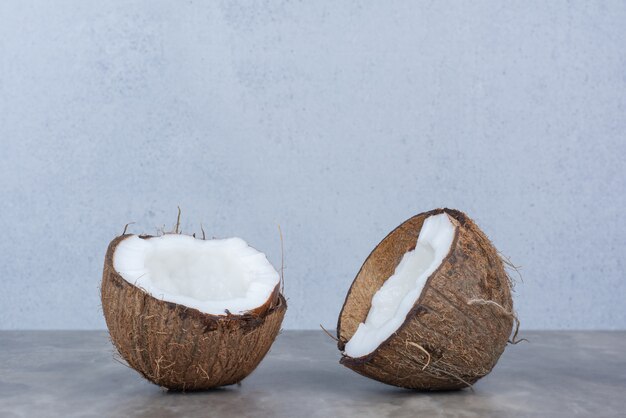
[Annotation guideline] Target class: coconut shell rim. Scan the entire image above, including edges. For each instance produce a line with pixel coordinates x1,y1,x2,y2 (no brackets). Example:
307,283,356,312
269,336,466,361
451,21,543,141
104,234,283,322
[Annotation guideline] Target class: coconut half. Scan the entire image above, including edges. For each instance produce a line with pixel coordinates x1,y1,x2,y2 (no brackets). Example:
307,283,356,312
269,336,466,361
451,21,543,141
337,208,514,390
101,233,286,391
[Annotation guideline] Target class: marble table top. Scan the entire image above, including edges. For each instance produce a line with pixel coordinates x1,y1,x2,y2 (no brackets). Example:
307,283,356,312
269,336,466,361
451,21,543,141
1,330,625,417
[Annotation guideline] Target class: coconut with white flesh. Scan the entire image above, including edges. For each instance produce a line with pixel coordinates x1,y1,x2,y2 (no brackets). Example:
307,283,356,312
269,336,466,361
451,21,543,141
337,208,514,390
101,233,286,391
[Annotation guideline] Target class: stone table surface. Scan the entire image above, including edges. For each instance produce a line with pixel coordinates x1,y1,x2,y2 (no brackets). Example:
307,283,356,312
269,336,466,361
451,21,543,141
0,331,625,417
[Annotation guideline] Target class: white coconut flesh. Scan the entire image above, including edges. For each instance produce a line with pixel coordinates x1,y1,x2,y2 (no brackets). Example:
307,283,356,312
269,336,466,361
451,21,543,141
345,213,456,358
113,235,280,316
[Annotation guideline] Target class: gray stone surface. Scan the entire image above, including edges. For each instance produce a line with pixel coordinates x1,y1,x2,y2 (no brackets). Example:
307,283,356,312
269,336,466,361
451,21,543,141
1,1,626,331
1,331,625,417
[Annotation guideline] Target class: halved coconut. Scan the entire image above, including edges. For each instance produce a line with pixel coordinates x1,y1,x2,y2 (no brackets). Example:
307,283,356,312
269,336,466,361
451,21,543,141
337,208,514,390
101,233,286,391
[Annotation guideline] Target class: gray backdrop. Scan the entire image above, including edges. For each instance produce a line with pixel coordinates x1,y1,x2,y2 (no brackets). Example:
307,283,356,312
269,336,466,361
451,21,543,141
1,1,624,330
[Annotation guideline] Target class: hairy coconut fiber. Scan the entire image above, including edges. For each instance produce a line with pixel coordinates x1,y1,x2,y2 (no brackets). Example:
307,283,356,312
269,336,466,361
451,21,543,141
337,208,515,390
101,235,286,391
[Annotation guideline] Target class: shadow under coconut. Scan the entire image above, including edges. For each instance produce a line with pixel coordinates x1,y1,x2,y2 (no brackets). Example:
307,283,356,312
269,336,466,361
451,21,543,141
112,385,269,418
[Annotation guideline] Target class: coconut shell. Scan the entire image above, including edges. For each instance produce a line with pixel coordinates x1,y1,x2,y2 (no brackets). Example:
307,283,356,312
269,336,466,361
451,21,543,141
337,208,514,390
101,235,286,391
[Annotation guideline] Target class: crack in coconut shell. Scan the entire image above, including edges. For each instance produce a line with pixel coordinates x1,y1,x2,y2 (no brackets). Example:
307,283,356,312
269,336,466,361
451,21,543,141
101,235,286,391
336,208,515,390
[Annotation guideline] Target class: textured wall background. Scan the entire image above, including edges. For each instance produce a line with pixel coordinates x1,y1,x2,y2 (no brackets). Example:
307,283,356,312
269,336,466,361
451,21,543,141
1,1,624,330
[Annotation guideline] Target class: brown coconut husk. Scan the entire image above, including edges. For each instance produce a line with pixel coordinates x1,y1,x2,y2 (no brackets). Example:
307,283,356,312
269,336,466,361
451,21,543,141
101,235,286,391
336,208,515,390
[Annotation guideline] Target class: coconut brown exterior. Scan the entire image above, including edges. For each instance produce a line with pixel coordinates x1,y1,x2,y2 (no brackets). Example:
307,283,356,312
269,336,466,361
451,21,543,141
337,208,514,390
101,235,286,391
